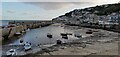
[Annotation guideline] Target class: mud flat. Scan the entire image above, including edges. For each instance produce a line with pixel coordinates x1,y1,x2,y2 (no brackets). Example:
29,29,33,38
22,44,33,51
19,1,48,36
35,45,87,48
35,27,119,55
40,41,118,55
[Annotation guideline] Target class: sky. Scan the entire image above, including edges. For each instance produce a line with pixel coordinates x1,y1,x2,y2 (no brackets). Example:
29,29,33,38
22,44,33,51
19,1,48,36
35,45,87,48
1,0,120,20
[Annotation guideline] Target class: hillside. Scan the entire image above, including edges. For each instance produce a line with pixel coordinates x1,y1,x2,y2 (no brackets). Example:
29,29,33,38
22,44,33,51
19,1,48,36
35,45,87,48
53,3,120,19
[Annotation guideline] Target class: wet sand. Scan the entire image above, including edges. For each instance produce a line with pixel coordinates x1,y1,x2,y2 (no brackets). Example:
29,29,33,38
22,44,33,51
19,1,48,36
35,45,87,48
35,26,119,55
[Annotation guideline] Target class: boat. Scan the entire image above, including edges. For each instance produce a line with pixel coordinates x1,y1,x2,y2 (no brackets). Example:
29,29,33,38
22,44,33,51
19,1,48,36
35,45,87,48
21,30,25,33
24,42,32,51
60,33,68,39
47,33,52,38
6,49,17,56
66,33,72,35
26,28,30,31
74,32,82,38
56,39,62,44
60,33,67,36
86,29,93,34
14,32,21,36
62,36,68,39
19,39,24,45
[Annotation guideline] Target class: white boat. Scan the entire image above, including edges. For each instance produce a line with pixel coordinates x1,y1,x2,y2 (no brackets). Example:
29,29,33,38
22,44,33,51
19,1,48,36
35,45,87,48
21,30,25,33
24,42,32,51
74,31,82,38
60,33,67,36
26,28,30,31
19,39,24,45
14,32,21,36
6,49,17,56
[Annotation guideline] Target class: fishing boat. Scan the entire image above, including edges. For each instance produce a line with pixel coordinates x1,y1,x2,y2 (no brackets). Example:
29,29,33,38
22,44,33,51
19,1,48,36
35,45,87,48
6,49,17,56
60,33,67,36
74,33,82,38
86,29,93,34
24,42,32,51
14,32,21,36
62,36,68,39
26,28,30,31
60,33,68,39
21,30,25,33
47,33,52,38
19,39,24,45
56,39,62,44
74,31,82,38
66,33,72,35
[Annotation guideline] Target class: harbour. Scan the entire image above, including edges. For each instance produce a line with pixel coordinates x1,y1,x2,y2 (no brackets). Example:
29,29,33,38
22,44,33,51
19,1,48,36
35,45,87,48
1,22,119,56
1,1,120,57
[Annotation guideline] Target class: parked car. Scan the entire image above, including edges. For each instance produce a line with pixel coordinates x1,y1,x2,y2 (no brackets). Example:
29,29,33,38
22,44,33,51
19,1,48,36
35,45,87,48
6,49,17,56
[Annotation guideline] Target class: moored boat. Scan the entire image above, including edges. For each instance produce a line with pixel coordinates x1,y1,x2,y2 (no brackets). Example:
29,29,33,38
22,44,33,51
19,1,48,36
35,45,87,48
47,33,52,38
14,32,21,36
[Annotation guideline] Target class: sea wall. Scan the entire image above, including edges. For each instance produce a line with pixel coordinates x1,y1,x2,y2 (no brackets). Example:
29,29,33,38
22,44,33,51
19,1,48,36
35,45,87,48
8,25,27,38
1,21,52,40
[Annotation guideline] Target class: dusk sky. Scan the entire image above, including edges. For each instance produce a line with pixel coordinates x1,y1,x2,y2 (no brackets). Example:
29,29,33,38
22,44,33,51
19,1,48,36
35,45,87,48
1,0,120,20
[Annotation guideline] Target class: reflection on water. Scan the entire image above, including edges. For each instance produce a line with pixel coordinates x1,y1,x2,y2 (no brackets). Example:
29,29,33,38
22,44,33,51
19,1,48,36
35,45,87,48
10,24,77,45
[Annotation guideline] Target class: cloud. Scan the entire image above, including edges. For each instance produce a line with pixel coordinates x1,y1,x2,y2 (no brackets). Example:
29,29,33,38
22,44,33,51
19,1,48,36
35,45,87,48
6,10,15,13
1,0,119,3
24,2,93,10
2,0,95,2
22,12,32,15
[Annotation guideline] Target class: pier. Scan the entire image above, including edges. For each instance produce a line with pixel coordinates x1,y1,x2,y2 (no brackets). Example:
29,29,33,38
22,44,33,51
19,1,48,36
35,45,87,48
0,20,53,40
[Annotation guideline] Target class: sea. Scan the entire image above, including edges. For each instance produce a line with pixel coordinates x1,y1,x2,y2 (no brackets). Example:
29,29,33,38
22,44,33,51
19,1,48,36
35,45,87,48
0,20,9,26
0,20,48,26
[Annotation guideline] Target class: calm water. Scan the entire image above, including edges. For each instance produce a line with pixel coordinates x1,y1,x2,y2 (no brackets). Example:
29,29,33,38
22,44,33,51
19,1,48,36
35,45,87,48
9,24,77,46
0,20,9,26
0,20,50,26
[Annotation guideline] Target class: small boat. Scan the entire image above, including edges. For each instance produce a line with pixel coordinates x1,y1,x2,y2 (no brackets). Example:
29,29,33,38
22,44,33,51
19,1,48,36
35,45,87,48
86,29,93,34
74,31,82,38
26,28,30,31
47,33,52,38
62,36,68,39
66,33,72,35
6,49,17,56
24,42,32,51
60,33,68,39
19,39,24,45
21,30,25,33
56,39,62,44
20,39,23,43
14,32,21,36
60,33,67,36
74,33,82,38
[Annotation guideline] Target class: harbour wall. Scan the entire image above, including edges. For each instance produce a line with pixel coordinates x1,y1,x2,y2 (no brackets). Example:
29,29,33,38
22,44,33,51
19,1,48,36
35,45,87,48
0,21,52,40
